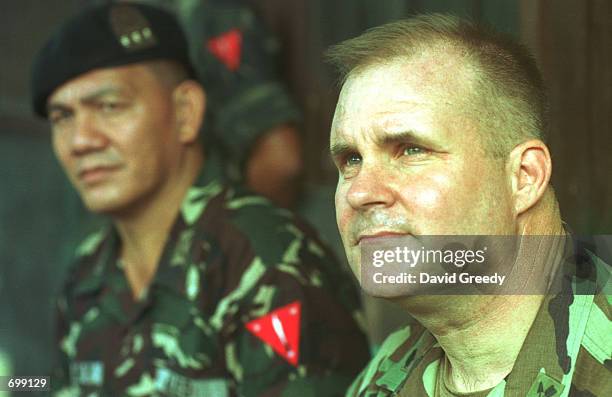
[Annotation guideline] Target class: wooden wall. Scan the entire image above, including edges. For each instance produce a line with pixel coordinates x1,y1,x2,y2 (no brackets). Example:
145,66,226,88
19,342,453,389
522,0,612,233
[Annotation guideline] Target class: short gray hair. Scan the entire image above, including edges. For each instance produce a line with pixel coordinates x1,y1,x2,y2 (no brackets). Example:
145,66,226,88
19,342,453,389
325,14,549,157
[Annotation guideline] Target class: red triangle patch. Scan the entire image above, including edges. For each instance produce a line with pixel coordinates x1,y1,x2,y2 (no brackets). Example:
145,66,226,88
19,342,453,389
245,301,301,366
206,29,242,71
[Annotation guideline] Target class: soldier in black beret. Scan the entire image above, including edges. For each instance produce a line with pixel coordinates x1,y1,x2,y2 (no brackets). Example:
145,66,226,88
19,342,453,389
31,2,369,396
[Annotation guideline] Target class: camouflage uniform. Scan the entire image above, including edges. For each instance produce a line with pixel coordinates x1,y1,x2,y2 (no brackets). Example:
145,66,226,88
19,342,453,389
347,239,611,397
52,166,370,397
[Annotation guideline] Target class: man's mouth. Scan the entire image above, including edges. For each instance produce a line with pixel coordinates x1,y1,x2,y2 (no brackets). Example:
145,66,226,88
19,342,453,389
78,165,120,184
356,231,410,245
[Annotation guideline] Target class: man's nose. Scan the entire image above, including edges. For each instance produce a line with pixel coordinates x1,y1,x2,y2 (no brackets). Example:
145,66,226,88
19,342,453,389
70,111,109,155
346,165,396,210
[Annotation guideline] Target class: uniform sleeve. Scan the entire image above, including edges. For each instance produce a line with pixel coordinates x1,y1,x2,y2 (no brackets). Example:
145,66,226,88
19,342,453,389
219,233,370,397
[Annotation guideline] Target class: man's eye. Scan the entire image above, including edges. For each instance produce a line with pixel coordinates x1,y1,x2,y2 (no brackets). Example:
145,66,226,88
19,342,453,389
402,146,426,156
345,153,362,166
99,101,123,112
49,111,71,125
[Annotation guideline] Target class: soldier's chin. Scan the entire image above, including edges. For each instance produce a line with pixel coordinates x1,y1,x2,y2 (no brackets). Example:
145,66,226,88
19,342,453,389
80,192,130,215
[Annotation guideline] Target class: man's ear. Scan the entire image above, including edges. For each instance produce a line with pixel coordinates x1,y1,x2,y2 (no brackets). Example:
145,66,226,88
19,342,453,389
507,139,552,215
172,80,206,144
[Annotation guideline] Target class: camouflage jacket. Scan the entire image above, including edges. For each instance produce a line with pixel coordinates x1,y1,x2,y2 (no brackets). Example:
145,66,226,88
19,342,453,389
52,166,369,397
347,240,611,397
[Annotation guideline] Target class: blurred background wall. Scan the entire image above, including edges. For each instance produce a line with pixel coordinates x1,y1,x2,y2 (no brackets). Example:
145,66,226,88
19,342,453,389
1,0,610,386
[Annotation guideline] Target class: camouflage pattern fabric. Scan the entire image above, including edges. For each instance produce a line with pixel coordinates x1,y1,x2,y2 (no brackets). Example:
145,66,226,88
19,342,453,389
51,165,369,397
347,239,611,397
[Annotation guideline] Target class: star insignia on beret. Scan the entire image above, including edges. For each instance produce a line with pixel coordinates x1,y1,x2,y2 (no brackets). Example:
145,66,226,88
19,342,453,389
109,4,157,51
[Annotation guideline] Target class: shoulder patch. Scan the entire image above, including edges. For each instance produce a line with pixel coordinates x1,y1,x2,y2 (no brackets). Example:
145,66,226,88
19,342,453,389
245,301,301,366
207,29,242,71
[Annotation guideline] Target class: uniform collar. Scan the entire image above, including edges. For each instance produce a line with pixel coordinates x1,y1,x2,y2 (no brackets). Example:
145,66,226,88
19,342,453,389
69,164,225,308
151,164,224,295
504,236,599,396
71,225,117,296
374,329,438,395
354,325,438,396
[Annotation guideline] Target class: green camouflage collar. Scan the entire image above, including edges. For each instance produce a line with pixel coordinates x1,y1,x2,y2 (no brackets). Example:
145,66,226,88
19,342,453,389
70,164,225,304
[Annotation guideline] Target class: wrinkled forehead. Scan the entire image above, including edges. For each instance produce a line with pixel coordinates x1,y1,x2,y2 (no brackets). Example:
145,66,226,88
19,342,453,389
331,55,476,140
333,66,439,138
334,63,410,120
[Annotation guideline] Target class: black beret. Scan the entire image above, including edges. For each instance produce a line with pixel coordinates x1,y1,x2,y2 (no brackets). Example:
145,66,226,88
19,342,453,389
31,2,194,118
